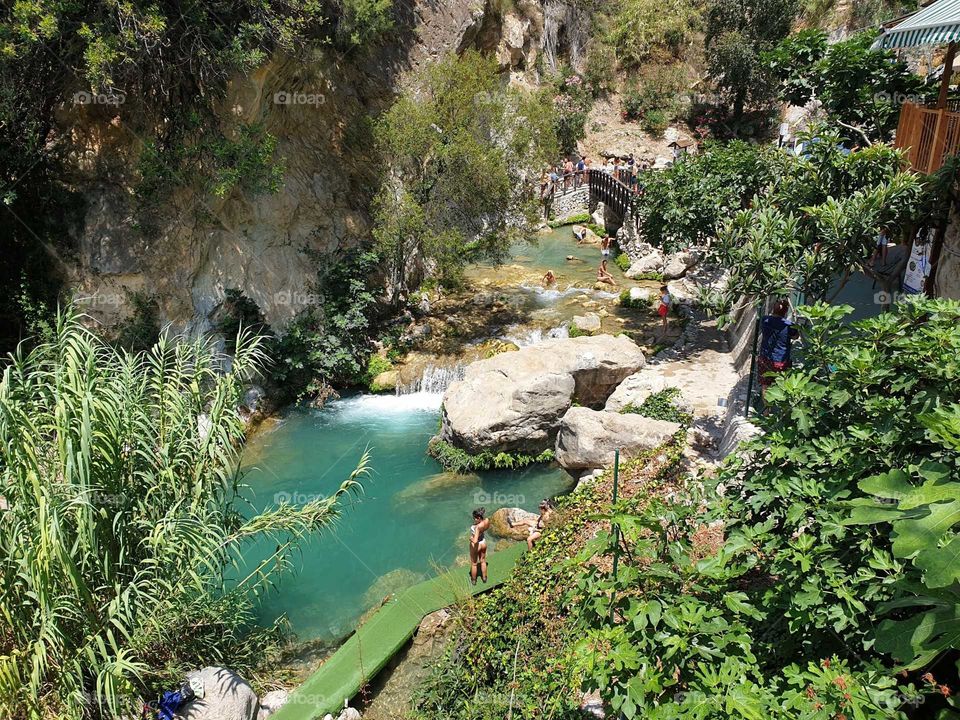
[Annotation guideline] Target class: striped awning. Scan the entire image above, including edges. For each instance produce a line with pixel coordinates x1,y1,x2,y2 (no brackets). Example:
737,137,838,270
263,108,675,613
875,0,960,49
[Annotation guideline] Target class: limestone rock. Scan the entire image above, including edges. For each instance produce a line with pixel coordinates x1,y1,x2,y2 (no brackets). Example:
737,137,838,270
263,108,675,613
415,608,453,644
489,507,540,540
337,709,361,720
628,287,652,304
179,667,259,720
572,312,601,334
626,242,665,278
604,372,669,413
591,202,607,229
256,690,289,720
555,407,681,471
440,335,646,455
370,370,398,393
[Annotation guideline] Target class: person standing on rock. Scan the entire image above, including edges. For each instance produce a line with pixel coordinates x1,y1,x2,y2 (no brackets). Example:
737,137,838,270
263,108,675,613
758,299,799,397
658,285,672,333
469,507,490,585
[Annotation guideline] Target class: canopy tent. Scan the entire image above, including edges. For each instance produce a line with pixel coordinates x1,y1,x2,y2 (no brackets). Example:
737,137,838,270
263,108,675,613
874,0,960,49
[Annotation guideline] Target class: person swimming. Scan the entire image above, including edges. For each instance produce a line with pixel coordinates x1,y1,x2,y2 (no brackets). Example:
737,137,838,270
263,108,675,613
542,270,556,287
469,507,490,585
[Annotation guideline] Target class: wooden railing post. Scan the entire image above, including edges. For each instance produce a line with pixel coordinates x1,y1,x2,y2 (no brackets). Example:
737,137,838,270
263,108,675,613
930,107,948,174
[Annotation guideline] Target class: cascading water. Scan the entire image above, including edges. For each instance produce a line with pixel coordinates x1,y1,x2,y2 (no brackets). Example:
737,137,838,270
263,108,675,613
396,363,466,395
504,324,569,347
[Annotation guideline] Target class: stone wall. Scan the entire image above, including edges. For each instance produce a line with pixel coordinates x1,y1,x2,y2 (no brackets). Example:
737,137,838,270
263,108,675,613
547,187,589,221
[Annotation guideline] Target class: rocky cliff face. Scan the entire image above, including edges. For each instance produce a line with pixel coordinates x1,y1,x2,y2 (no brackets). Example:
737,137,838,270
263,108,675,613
57,0,585,336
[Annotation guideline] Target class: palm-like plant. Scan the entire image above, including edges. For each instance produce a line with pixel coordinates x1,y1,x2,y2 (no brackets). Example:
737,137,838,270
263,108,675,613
0,310,367,719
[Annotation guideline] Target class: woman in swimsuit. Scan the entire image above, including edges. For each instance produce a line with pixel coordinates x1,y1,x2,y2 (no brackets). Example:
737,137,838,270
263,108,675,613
469,507,490,585
513,500,553,550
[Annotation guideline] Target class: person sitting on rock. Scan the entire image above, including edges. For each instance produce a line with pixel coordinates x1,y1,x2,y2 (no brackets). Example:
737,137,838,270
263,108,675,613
469,507,490,585
542,270,556,287
510,499,554,550
597,259,616,286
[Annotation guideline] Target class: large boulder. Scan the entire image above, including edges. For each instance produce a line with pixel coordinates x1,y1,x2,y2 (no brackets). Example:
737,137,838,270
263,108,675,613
440,335,646,455
572,312,601,334
179,667,259,720
489,507,540,540
555,407,681,471
604,372,669,413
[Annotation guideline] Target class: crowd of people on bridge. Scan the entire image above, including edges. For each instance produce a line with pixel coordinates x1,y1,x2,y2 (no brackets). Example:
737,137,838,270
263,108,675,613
540,153,651,201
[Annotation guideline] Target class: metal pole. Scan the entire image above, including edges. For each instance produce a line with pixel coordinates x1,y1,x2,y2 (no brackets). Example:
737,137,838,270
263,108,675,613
744,305,762,417
611,449,621,581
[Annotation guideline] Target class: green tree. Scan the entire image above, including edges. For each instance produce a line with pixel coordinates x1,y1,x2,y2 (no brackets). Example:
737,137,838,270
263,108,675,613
373,51,557,301
0,310,367,718
766,30,925,141
705,0,797,121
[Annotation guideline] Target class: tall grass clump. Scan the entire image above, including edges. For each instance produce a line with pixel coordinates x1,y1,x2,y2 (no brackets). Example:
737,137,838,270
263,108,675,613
0,310,367,719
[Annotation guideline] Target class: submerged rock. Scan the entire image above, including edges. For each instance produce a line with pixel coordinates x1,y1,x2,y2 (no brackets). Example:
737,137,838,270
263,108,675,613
555,407,680,471
180,667,259,720
440,334,645,455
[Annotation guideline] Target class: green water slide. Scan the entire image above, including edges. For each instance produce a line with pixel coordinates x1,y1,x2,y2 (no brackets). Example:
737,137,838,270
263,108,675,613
272,542,526,720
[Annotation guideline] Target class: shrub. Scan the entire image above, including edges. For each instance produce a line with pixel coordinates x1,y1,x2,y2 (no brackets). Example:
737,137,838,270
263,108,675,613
0,310,367,718
584,42,618,97
427,438,555,473
607,0,701,68
621,387,692,425
614,253,631,272
115,291,161,352
364,354,394,392
621,64,688,127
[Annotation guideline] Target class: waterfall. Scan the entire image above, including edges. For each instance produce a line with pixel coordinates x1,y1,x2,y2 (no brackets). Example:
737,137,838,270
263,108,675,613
396,363,466,395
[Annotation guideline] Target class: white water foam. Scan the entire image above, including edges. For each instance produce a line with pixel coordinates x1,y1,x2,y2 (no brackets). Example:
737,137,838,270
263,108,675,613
503,324,569,347
323,391,443,419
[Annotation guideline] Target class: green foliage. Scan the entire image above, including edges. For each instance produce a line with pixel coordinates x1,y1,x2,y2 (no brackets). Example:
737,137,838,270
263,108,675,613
426,438,555,473
704,128,927,316
583,42,618,98
567,323,589,338
765,30,925,141
621,387,692,425
621,65,688,133
614,253,631,273
552,71,592,153
0,309,367,719
364,354,394,392
417,300,960,719
634,140,784,252
335,0,394,46
272,251,380,397
705,0,797,119
548,211,592,227
137,122,285,203
115,291,161,353
373,51,557,301
605,0,701,69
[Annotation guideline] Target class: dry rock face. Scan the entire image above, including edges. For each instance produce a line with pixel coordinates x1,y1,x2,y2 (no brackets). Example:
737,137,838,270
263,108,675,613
555,407,681,471
61,0,548,335
440,334,646,455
